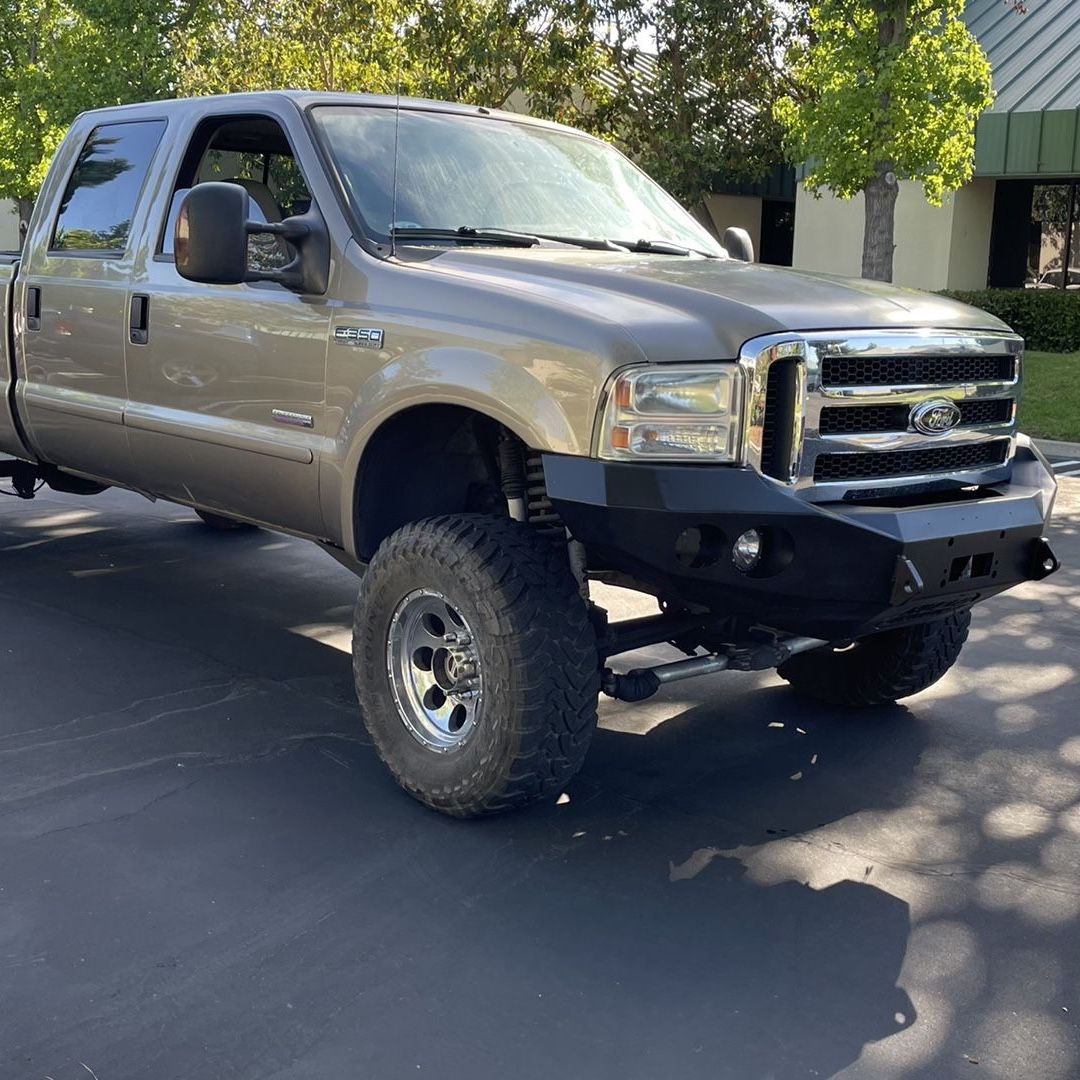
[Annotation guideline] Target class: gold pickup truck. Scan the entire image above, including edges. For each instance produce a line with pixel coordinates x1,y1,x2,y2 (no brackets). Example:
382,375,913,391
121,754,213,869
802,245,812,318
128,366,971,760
0,91,1060,816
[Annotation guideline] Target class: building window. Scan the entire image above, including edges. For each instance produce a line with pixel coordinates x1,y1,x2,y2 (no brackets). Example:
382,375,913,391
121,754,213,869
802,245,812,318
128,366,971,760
1027,182,1079,289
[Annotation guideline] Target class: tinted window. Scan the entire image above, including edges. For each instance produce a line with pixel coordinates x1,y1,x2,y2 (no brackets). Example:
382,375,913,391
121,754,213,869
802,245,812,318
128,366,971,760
52,120,166,252
1025,183,1080,290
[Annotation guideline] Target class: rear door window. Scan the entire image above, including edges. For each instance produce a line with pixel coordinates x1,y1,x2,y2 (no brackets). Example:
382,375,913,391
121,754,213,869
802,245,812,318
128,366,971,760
51,120,166,253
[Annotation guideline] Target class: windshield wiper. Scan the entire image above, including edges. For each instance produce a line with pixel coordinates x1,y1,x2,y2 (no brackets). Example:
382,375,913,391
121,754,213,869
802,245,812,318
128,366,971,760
391,226,717,258
393,226,632,252
617,238,719,258
392,226,540,247
529,233,629,251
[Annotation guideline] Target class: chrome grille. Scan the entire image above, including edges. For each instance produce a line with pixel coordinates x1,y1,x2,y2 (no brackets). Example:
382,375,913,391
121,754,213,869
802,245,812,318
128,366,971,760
813,439,1010,482
820,352,1014,387
819,397,1014,435
741,330,1021,502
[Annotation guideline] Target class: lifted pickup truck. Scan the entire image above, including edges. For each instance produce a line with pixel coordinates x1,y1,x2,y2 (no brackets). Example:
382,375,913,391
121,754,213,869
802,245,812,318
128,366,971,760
0,92,1060,816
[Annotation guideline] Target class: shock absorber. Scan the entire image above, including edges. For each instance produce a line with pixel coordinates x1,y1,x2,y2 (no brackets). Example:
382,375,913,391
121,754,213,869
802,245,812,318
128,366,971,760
498,430,527,521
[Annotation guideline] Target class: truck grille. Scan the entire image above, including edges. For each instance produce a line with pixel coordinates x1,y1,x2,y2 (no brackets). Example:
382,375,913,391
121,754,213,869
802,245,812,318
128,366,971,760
759,357,800,479
743,330,1021,502
813,439,1010,482
818,398,1014,435
820,353,1014,387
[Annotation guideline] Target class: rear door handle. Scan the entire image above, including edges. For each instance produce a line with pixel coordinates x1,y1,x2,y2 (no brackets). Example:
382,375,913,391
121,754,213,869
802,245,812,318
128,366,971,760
129,294,149,345
26,287,41,331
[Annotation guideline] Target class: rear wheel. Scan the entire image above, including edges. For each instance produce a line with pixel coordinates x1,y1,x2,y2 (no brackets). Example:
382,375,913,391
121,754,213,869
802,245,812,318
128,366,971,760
353,514,600,817
778,610,971,707
195,509,257,532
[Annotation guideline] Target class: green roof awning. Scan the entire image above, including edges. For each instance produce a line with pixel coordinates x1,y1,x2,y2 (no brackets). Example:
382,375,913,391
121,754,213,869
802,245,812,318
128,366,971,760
965,0,1080,176
975,109,1080,176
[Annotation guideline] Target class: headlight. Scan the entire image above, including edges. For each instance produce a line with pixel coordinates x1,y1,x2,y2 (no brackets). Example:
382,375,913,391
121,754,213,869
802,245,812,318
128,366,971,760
597,365,743,462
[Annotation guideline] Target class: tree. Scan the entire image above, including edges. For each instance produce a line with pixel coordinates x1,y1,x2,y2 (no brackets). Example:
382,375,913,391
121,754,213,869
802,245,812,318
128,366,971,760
0,0,181,240
174,0,409,97
775,0,994,281
404,0,611,126
598,0,790,206
176,0,612,131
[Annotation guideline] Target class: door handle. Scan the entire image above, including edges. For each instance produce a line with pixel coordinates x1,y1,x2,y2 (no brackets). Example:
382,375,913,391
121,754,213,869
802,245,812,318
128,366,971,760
26,287,41,331
129,294,149,345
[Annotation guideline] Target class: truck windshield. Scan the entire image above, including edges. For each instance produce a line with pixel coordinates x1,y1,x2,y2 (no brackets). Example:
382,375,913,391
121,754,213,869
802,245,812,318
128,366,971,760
310,106,725,256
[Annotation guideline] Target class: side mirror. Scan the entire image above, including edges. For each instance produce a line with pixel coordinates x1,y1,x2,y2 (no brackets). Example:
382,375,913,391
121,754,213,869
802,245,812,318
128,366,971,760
175,182,248,284
175,181,330,295
723,226,754,264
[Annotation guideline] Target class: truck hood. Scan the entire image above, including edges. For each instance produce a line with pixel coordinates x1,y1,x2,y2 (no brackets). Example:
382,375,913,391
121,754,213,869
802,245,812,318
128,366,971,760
408,247,1012,361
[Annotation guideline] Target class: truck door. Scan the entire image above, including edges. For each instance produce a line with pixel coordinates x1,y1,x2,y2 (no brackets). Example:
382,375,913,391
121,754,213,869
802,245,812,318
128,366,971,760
124,111,331,536
15,118,167,485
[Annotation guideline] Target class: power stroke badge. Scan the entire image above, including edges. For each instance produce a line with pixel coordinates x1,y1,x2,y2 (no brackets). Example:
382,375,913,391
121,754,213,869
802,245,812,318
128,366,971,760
334,326,385,350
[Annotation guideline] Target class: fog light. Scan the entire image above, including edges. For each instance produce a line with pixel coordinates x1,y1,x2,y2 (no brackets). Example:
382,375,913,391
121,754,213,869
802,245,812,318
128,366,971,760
732,529,763,572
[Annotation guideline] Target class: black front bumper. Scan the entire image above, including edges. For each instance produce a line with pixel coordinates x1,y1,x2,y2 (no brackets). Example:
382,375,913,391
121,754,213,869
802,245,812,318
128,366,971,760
544,443,1059,641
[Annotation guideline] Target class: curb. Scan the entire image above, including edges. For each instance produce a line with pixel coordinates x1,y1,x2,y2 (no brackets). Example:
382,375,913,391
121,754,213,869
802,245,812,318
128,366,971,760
1035,438,1080,459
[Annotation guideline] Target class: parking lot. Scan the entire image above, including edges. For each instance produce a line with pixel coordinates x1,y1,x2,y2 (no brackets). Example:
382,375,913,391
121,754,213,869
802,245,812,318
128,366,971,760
1,477,1077,1080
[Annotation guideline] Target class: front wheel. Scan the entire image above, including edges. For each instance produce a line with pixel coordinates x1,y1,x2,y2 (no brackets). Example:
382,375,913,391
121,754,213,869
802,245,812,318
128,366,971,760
353,514,600,817
778,610,971,707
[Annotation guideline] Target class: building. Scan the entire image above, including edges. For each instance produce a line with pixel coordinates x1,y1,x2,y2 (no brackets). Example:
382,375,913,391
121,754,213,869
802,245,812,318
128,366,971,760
0,203,18,251
790,0,1080,289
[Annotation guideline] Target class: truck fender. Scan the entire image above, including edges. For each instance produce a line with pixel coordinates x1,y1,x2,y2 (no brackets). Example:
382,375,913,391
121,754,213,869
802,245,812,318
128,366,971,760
331,347,591,557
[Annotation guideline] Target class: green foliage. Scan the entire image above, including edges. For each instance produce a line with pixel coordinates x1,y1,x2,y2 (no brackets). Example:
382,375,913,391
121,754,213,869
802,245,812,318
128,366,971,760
0,0,182,227
776,0,993,204
176,1,614,132
175,0,410,97
405,0,612,124
941,289,1080,354
599,0,789,205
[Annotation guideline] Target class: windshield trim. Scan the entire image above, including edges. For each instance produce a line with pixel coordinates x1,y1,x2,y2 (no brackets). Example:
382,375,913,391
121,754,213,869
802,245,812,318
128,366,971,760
303,102,725,261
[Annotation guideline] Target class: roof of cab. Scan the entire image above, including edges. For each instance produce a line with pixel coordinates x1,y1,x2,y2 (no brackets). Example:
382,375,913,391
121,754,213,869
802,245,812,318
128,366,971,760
76,90,579,134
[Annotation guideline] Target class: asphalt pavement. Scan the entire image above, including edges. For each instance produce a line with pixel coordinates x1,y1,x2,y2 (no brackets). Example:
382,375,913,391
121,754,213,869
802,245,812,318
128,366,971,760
1038,438,1080,478
1049,456,1080,478
0,478,1078,1080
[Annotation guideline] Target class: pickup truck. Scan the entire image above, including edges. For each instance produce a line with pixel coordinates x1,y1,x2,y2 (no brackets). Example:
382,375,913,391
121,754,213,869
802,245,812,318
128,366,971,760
0,91,1060,817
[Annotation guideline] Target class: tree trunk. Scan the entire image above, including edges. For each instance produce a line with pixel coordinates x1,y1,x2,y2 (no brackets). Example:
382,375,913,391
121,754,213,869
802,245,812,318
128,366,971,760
16,197,34,249
862,167,899,282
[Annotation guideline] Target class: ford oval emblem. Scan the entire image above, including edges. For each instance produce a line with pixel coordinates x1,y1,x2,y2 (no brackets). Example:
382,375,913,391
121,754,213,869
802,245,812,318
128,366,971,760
910,398,962,435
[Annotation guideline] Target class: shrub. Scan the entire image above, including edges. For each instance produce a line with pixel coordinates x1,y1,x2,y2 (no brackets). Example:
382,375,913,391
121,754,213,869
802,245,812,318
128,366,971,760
939,288,1080,352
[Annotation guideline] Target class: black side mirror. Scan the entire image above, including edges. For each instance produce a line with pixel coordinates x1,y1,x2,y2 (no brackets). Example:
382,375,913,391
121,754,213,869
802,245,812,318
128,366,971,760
175,181,330,295
723,226,754,264
175,182,248,284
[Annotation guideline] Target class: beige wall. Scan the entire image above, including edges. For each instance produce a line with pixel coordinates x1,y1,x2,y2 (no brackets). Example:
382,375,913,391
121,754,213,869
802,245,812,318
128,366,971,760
703,194,762,257
0,201,18,251
946,179,994,291
792,179,994,291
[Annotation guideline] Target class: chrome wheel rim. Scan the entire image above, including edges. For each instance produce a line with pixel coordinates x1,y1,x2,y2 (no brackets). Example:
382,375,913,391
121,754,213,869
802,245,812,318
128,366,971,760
386,589,483,752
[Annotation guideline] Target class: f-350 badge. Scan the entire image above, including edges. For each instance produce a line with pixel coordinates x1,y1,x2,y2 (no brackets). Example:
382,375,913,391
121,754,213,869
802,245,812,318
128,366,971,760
334,326,385,350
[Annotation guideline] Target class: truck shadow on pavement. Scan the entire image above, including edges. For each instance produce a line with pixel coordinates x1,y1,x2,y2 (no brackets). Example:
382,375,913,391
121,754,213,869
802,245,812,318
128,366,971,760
1,491,1076,1079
